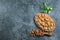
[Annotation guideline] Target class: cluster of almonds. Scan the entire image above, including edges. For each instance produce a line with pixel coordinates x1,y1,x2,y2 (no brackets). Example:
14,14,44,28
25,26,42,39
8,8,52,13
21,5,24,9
29,28,52,37
34,13,55,31
29,13,55,37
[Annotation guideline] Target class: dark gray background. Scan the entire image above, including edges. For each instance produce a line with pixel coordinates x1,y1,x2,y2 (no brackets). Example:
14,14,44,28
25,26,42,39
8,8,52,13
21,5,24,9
0,0,60,40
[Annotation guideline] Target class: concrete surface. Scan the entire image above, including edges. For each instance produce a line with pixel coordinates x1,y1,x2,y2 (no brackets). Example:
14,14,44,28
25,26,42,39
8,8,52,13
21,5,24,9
0,0,60,40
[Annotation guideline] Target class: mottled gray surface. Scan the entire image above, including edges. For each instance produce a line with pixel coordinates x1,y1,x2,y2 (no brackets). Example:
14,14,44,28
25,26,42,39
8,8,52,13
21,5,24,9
0,0,60,40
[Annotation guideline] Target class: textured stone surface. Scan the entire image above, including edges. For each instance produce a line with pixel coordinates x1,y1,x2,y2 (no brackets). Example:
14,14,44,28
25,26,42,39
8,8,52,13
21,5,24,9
0,0,60,40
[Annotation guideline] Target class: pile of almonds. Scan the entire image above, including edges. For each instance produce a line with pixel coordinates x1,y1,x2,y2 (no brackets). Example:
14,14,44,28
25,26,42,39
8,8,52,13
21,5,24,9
29,28,52,37
29,13,55,37
34,13,55,31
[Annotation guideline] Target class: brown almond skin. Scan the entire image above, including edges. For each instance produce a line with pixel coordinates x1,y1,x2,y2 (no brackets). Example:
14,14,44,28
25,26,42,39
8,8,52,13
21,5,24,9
34,13,55,32
29,29,52,37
